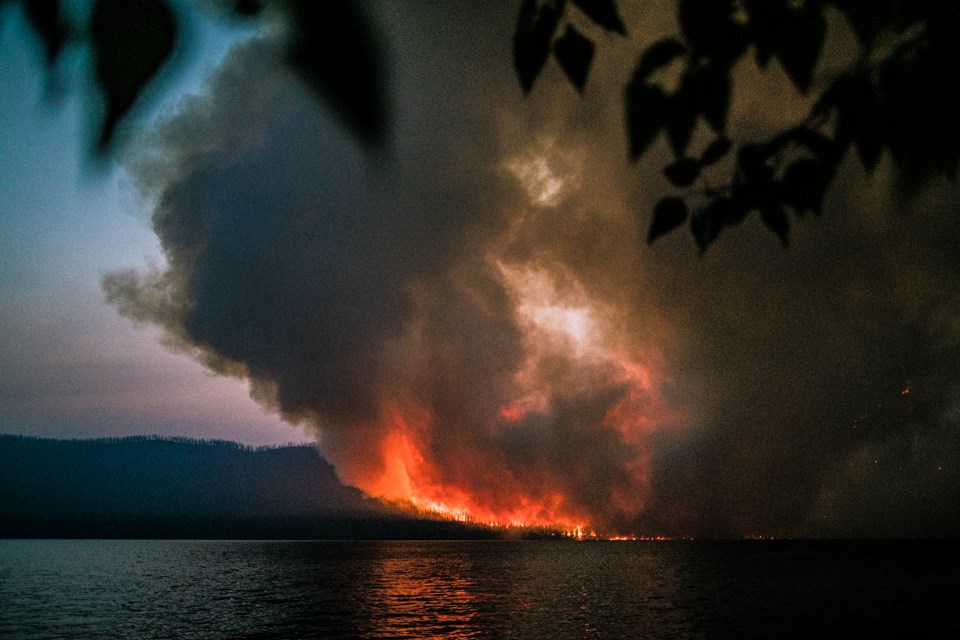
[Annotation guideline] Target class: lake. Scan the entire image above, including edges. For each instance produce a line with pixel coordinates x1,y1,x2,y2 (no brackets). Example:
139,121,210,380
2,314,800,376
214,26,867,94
0,539,956,638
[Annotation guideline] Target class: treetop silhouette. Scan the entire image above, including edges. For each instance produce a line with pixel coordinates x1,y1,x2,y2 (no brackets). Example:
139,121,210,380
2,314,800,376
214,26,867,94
515,0,960,249
7,0,957,250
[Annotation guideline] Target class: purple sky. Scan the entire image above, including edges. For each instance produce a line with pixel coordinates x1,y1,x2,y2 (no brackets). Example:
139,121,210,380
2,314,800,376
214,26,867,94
2,1,957,536
0,3,305,446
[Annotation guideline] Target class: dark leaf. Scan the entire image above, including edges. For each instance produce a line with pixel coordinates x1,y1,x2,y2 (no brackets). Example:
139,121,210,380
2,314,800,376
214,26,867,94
687,63,730,132
721,193,750,226
665,103,697,157
553,25,594,92
812,74,855,118
760,203,789,245
744,0,782,67
648,197,688,243
690,200,728,251
779,158,834,215
231,0,263,16
570,0,626,34
514,0,564,93
747,0,826,92
790,127,833,158
624,82,667,158
23,0,65,63
760,128,795,156
737,143,767,185
774,7,826,93
634,38,686,81
678,0,718,45
664,157,700,187
856,127,883,171
679,0,747,67
283,0,389,146
845,76,885,171
853,121,884,171
754,41,774,67
91,0,177,149
813,73,881,169
830,0,886,48
700,136,731,165
811,84,838,117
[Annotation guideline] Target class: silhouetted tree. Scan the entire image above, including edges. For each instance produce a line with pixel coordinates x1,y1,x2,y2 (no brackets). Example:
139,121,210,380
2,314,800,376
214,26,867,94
516,0,960,249
8,0,958,250
4,0,387,149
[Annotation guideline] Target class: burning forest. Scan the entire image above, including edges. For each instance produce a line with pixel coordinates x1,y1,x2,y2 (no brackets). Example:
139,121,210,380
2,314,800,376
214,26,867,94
102,3,959,538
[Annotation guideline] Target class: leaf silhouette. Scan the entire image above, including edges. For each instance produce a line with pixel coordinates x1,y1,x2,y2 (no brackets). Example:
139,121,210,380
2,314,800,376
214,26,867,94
633,38,686,81
230,0,263,16
790,127,833,159
91,0,177,150
748,1,826,93
648,197,688,243
678,0,747,67
852,122,884,171
831,0,887,48
553,25,594,92
736,143,769,187
774,7,825,93
690,200,728,252
779,159,834,215
700,137,731,165
842,76,886,170
664,157,700,187
282,0,389,146
687,63,730,132
570,0,626,34
514,0,564,93
624,82,667,158
760,203,789,245
23,0,65,63
664,88,697,156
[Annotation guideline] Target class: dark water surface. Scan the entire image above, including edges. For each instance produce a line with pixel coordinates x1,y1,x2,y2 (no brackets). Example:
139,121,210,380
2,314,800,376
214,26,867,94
0,539,956,639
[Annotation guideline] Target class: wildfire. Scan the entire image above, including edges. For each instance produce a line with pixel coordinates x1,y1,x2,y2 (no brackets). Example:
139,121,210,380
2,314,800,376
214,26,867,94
328,141,680,537
353,407,586,531
337,258,672,534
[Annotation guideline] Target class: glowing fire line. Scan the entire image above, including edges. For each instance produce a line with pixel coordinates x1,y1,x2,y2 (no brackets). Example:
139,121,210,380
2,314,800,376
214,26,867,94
340,144,680,538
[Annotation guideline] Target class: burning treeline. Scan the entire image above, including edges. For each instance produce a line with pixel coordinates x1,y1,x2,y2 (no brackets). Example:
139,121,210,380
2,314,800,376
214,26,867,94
104,4,960,538
102,14,680,536
345,257,674,533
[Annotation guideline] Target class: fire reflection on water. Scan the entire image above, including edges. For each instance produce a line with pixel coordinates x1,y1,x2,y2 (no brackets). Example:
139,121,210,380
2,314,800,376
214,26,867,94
361,549,479,638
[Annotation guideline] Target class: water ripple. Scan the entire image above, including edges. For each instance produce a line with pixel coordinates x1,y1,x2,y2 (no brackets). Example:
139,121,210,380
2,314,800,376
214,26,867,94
0,540,956,639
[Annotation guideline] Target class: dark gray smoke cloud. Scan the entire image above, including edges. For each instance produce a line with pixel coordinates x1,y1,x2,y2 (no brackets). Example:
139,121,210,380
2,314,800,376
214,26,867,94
104,2,959,536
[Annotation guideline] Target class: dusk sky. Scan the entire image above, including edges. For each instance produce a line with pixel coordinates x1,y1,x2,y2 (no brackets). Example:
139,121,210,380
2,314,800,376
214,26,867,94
0,2,305,446
1,1,958,537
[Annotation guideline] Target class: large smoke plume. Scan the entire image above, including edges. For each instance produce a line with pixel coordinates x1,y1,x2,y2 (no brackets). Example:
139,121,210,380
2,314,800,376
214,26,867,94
104,3,959,536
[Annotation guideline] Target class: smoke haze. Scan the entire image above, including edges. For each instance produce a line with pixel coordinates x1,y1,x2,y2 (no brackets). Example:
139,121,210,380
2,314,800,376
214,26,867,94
104,2,960,536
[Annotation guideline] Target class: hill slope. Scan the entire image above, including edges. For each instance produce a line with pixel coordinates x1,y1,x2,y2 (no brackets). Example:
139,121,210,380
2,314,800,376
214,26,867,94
0,435,495,539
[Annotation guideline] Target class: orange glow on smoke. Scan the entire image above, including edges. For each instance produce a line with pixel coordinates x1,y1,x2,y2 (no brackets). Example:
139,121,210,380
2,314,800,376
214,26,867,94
343,249,681,534
498,402,527,423
353,402,597,532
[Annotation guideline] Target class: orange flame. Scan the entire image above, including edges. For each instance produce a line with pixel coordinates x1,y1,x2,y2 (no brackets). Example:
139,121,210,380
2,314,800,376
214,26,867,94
348,402,592,532
339,261,684,536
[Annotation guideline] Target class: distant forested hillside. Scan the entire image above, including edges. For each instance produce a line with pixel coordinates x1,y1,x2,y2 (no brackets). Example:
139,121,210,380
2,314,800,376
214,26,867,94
0,435,496,539
0,435,371,518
